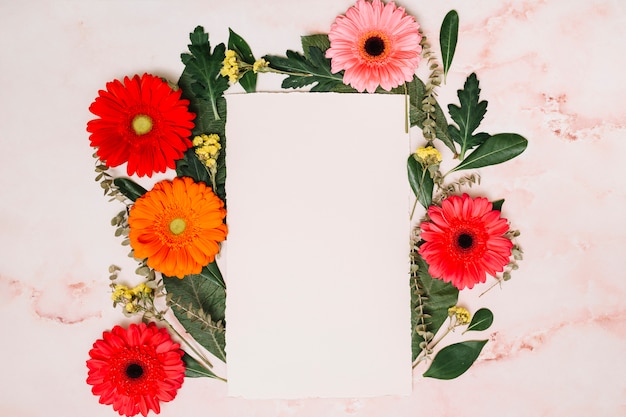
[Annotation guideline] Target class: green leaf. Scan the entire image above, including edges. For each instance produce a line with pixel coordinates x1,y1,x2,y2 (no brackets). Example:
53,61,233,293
228,28,257,93
423,340,488,379
176,148,211,185
447,73,489,159
182,353,220,379
301,34,331,60
394,76,457,156
411,254,459,360
180,26,230,121
164,265,227,362
407,155,434,209
491,199,504,212
450,133,528,172
465,308,494,332
440,10,459,82
113,178,147,201
263,46,352,92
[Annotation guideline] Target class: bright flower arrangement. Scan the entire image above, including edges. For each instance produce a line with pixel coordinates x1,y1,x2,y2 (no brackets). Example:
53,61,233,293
86,1,527,415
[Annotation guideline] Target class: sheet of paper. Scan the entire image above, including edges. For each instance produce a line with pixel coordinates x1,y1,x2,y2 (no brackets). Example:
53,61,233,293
224,92,412,399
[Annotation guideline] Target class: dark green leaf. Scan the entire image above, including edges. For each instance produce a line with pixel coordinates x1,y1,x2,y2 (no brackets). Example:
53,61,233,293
423,340,488,379
392,76,456,155
182,353,220,379
407,155,434,209
465,308,494,332
491,199,504,212
176,148,211,185
411,254,459,360
228,28,257,93
113,178,147,202
440,10,459,82
263,47,351,92
180,26,230,121
301,34,331,60
447,73,489,159
450,133,528,172
164,265,227,362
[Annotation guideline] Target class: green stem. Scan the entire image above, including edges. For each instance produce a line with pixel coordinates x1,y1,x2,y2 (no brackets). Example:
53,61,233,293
160,317,215,371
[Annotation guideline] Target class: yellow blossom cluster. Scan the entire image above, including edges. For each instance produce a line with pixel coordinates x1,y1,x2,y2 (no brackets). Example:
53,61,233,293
415,146,442,166
448,306,471,325
111,283,153,314
193,134,221,168
253,58,269,73
220,50,240,83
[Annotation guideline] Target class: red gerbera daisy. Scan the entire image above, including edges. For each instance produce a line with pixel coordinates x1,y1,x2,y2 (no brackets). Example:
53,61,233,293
87,73,195,177
418,194,513,290
86,323,185,417
325,0,422,93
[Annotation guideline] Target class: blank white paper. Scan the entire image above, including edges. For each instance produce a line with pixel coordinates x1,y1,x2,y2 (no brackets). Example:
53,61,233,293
224,92,412,399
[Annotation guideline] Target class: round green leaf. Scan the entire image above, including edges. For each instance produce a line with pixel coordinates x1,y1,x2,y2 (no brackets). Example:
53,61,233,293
465,308,494,332
423,340,488,379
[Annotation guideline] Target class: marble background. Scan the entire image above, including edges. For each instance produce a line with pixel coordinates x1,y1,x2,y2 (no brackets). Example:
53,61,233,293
0,0,625,416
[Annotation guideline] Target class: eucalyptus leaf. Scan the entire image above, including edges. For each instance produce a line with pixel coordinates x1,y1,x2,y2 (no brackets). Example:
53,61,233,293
182,353,220,379
423,340,488,379
450,133,528,172
465,308,494,332
228,28,257,93
411,254,459,360
439,10,459,82
113,177,147,202
164,267,227,362
407,155,434,209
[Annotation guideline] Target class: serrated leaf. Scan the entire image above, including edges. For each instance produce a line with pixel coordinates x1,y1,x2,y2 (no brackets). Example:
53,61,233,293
263,46,350,92
228,28,257,93
113,177,147,202
440,10,459,82
182,353,220,379
407,155,434,209
411,254,459,360
301,34,331,60
423,340,488,379
465,308,494,332
176,148,211,185
447,73,489,158
180,26,229,121
164,265,226,362
450,133,528,172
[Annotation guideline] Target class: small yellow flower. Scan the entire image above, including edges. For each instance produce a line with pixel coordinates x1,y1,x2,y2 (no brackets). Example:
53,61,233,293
125,302,138,313
253,58,269,73
220,49,240,83
415,146,442,166
448,306,471,325
193,134,221,169
112,284,133,302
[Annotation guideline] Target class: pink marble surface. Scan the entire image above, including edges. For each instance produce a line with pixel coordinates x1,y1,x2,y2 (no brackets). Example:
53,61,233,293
1,0,625,416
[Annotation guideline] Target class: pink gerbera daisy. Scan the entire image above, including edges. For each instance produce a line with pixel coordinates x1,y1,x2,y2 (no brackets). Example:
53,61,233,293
326,0,422,93
418,194,513,290
86,323,185,417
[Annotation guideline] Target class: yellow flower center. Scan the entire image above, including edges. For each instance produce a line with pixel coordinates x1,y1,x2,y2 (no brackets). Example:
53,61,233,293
169,218,187,235
132,114,153,135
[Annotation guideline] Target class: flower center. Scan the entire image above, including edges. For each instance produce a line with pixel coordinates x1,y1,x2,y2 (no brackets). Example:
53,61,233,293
169,217,187,235
364,36,386,57
457,233,474,249
131,114,153,135
125,363,144,379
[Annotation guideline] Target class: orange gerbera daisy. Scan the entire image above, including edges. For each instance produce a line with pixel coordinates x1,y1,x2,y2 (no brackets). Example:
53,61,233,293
418,194,513,290
128,177,228,278
87,73,195,177
86,323,185,417
325,0,422,93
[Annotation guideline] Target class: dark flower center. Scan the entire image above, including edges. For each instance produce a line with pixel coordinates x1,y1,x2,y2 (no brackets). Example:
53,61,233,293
125,363,144,379
364,36,386,57
457,233,474,249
